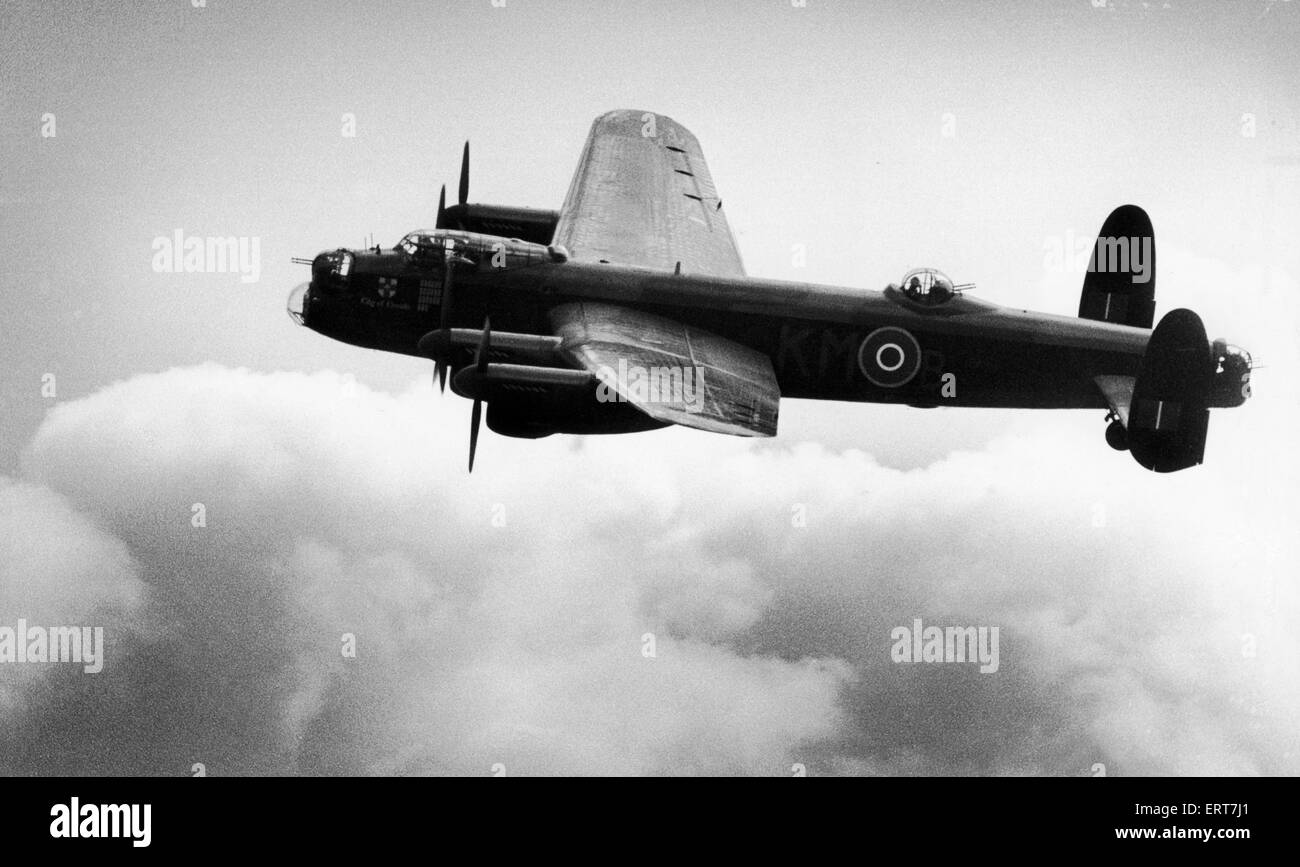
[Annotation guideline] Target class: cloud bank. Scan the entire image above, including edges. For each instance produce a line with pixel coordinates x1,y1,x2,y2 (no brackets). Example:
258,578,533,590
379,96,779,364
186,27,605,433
1,361,1296,775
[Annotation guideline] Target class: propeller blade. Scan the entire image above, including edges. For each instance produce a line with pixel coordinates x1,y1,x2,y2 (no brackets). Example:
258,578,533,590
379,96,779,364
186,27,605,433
476,316,491,372
429,255,463,396
439,257,455,329
467,315,491,472
468,398,482,472
458,142,470,206
435,184,447,229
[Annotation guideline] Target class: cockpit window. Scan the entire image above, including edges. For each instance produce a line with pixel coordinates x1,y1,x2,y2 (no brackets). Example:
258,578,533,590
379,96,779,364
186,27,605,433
900,268,955,306
398,231,441,258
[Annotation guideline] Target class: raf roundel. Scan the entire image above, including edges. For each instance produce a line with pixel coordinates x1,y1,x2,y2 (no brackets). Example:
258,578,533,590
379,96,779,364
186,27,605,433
857,326,922,388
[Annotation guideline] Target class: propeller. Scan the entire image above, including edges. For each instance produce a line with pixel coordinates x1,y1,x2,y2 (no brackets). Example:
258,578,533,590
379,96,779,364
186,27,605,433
431,252,477,393
468,315,491,472
430,141,472,390
434,142,469,230
433,251,457,392
458,141,470,207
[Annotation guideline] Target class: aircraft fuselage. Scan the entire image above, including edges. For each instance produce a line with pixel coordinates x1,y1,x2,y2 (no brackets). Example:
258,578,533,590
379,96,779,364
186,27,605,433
298,239,1171,411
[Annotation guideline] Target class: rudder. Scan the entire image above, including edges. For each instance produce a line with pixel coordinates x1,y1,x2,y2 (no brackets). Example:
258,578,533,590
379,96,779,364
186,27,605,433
1128,308,1212,472
1078,204,1156,329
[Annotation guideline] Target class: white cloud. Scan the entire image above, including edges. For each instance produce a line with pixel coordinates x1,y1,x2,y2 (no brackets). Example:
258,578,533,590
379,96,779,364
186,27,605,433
2,359,1296,775
7,366,850,775
0,479,149,725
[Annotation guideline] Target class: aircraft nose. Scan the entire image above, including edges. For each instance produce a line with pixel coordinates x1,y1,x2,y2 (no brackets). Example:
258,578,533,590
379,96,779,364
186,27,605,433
287,281,310,326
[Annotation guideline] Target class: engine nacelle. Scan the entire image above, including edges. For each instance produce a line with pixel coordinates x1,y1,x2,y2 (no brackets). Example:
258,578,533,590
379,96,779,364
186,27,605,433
486,396,669,438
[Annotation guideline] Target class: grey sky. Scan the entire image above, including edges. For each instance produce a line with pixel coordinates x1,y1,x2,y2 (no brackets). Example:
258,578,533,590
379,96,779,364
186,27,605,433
0,0,1297,775
2,0,1296,467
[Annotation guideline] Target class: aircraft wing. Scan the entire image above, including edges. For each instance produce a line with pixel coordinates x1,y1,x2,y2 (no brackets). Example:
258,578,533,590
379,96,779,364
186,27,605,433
550,110,746,278
551,301,779,436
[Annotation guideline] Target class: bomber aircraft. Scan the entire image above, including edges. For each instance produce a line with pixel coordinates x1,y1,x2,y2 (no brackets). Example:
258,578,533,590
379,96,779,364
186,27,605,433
288,110,1252,472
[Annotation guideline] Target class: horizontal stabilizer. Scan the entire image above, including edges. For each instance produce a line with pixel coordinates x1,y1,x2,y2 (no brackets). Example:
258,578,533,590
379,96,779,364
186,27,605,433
1078,204,1156,329
1128,308,1212,472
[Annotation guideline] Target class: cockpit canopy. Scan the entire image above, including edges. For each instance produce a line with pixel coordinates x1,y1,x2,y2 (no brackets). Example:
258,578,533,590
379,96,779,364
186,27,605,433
397,230,440,257
899,268,956,306
395,230,483,270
